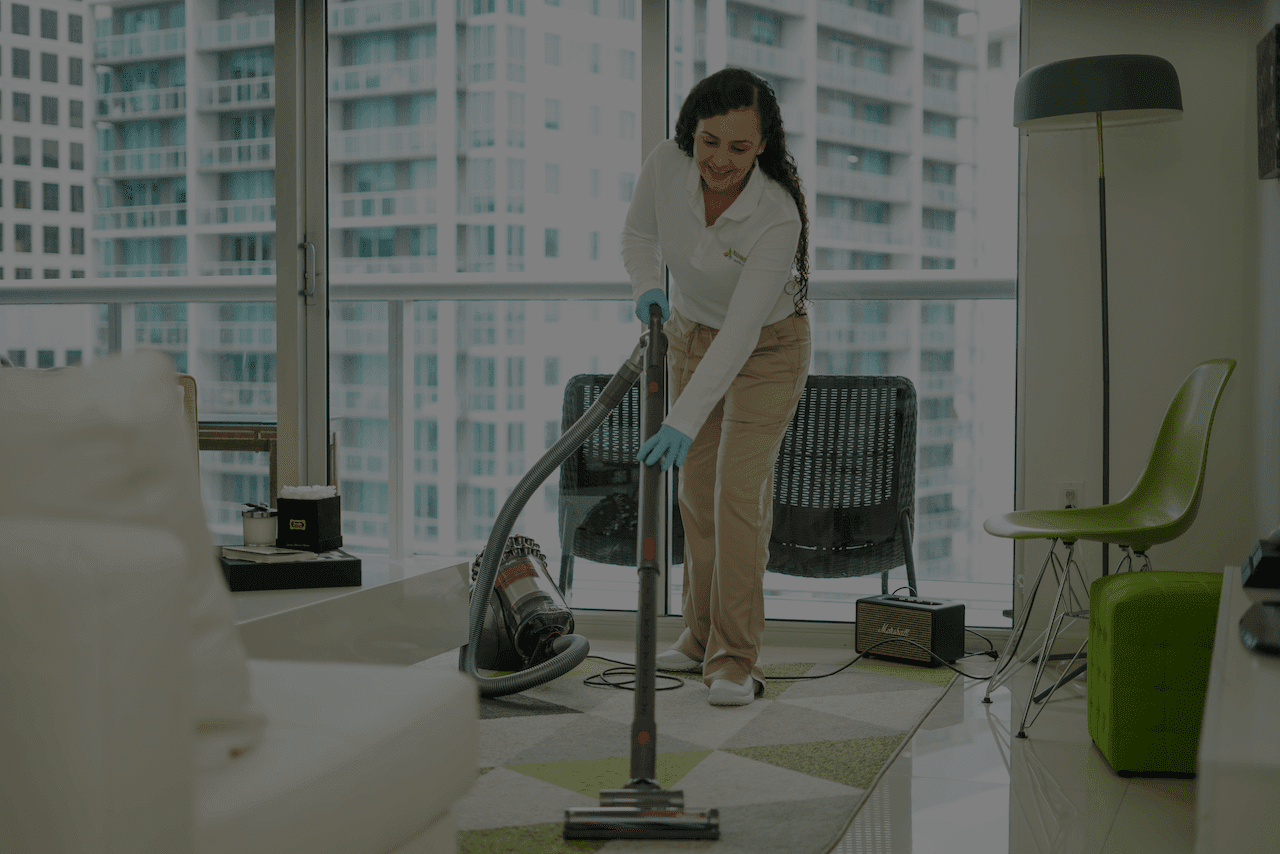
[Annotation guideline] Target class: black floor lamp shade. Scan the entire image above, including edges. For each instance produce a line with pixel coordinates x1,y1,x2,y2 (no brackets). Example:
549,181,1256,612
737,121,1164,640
1014,54,1183,130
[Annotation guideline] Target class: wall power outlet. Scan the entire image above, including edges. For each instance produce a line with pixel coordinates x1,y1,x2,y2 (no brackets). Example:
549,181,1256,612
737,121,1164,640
1059,481,1084,509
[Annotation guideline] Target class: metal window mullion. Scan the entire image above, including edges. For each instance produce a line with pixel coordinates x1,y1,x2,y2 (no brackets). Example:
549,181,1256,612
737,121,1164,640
275,0,330,491
387,300,415,557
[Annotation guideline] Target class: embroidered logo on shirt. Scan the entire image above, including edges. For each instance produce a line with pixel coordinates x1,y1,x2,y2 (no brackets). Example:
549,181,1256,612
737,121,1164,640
723,248,748,266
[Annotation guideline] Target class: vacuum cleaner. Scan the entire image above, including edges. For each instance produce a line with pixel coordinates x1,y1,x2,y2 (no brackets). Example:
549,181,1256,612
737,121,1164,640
459,305,720,841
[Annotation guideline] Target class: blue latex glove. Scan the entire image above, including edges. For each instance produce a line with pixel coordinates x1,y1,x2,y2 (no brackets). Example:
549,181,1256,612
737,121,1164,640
634,288,670,324
637,424,692,472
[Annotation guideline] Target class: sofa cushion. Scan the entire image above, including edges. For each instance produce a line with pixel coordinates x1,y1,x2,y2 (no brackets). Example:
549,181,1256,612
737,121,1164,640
0,517,193,854
0,350,265,768
196,660,478,854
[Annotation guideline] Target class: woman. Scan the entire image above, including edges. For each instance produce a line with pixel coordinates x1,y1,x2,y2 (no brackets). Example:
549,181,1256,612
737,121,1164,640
620,67,811,706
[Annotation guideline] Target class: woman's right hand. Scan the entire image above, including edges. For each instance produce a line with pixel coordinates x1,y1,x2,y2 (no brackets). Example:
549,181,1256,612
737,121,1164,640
634,288,670,323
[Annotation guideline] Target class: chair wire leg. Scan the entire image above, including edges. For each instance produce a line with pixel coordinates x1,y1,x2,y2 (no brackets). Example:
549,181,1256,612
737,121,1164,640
984,539,1061,705
1017,542,1087,737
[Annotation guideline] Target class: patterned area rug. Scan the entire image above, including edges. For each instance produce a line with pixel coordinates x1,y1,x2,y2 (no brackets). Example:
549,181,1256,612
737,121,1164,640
450,656,956,854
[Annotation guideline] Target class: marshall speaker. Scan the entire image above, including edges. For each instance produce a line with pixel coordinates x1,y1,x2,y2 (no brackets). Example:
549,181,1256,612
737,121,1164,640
855,594,965,666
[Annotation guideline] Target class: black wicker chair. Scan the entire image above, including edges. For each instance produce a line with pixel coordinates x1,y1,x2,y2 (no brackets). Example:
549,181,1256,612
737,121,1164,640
557,374,684,596
766,374,918,595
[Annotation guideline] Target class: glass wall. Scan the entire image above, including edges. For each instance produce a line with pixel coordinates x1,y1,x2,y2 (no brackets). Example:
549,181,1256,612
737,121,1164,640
0,0,1019,626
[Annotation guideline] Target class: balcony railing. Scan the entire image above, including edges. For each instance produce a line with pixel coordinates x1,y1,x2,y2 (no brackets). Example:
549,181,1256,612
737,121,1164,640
198,140,276,171
727,38,805,80
197,78,276,111
198,200,277,226
331,190,438,222
812,167,912,203
815,0,912,46
922,181,960,208
94,27,185,61
921,134,960,162
97,87,185,119
329,0,437,33
815,217,913,247
331,127,438,161
96,145,186,176
921,228,957,251
331,257,437,278
331,59,437,97
198,261,279,277
96,263,189,278
922,30,979,67
923,84,975,117
95,204,188,230
814,113,911,152
197,14,275,50
816,60,912,104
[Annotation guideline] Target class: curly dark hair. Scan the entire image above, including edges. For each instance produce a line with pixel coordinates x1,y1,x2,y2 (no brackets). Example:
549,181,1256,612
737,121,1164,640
674,67,808,317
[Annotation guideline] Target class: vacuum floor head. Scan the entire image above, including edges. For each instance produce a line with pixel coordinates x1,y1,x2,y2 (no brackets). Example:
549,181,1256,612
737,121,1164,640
564,787,719,841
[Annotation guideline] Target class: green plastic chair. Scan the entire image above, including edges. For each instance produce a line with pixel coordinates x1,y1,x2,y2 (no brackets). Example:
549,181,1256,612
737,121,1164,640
982,358,1235,738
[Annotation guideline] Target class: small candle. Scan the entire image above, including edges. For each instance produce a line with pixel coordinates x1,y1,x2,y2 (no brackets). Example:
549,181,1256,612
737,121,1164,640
242,506,277,546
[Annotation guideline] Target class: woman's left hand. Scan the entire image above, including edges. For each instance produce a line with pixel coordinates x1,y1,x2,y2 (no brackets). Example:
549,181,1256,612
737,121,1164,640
637,425,692,471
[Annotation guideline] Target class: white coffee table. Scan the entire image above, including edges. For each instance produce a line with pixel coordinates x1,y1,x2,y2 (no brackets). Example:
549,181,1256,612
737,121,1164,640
230,552,471,666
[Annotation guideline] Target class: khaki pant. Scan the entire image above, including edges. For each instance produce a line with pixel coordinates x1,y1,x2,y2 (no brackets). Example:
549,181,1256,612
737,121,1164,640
666,308,811,692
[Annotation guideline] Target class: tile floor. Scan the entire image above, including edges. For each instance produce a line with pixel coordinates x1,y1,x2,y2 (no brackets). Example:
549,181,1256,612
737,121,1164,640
581,635,1197,854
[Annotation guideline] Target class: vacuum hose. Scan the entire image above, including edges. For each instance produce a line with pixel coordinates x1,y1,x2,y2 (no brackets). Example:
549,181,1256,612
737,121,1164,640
459,331,651,697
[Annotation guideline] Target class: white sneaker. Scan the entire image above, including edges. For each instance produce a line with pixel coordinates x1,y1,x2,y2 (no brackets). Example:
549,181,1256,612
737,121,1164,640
655,648,702,671
708,676,756,706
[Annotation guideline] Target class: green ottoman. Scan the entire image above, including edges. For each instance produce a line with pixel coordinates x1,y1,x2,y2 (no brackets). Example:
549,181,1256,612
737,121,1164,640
1087,571,1222,775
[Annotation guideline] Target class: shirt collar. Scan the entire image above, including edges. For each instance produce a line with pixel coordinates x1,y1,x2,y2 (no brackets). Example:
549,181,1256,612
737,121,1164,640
685,154,765,222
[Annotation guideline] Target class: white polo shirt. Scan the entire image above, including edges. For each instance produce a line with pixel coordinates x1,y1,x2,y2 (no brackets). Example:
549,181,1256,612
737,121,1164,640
620,138,803,438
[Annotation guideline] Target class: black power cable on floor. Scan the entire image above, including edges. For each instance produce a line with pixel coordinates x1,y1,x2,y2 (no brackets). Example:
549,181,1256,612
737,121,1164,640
583,631,1000,692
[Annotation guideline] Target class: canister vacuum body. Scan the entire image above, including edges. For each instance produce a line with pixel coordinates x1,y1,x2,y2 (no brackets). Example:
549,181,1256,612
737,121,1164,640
469,535,575,672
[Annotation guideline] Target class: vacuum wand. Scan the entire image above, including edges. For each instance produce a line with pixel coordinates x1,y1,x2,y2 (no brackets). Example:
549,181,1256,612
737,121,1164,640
564,304,721,842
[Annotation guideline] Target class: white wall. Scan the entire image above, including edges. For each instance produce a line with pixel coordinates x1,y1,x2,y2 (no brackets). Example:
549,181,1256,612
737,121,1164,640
1257,1,1280,535
1016,0,1261,626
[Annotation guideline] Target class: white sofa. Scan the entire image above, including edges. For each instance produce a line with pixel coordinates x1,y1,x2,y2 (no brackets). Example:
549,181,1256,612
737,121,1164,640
0,351,478,854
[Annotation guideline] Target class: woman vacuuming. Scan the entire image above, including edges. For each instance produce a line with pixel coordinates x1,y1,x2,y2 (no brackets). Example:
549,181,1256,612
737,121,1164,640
621,67,811,706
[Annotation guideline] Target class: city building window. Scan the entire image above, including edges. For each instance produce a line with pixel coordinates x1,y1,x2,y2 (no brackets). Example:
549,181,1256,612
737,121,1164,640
71,228,84,255
14,181,30,210
40,52,56,83
544,227,558,257
66,350,82,366
619,48,634,80
922,303,955,325
590,230,599,260
15,223,31,252
13,93,30,123
40,9,56,40
920,493,953,514
544,356,558,386
37,350,55,368
921,397,956,420
920,444,953,469
68,14,83,44
69,100,82,128
922,256,956,269
591,42,599,73
41,96,57,126
988,39,1003,69
44,226,58,254
748,12,781,46
42,183,56,210
924,59,958,91
506,25,524,82
13,48,30,79
69,57,83,86
921,350,955,372
619,109,634,140
70,185,83,212
69,142,83,170
42,268,59,279
923,160,956,184
507,0,525,14
922,208,955,232
469,24,496,81
619,172,635,202
6,349,24,366
14,137,29,166
920,537,952,561
545,32,559,65
545,162,559,193
544,98,559,129
924,111,957,138
472,0,495,13
42,139,56,168
12,4,29,36
15,268,31,279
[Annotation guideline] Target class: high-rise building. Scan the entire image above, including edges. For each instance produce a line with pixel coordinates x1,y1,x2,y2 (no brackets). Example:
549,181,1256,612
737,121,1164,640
0,0,1017,618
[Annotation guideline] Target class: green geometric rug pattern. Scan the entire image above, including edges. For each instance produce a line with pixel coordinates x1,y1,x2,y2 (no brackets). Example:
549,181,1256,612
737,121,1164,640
451,657,956,854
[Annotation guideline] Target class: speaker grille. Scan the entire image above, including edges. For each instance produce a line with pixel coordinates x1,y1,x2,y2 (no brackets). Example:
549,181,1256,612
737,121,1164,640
856,601,933,662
